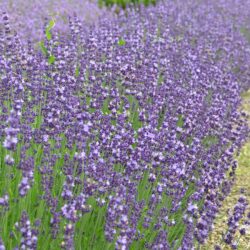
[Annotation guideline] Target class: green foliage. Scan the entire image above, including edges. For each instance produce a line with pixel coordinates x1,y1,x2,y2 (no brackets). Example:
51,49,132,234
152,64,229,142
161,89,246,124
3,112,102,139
202,135,219,149
117,38,126,46
177,114,184,128
99,0,157,9
38,40,48,56
240,26,250,44
126,95,143,131
45,19,55,41
38,19,56,65
75,66,80,77
48,55,55,65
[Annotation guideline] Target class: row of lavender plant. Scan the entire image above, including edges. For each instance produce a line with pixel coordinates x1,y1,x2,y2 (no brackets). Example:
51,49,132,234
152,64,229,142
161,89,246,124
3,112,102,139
0,0,250,249
0,0,113,45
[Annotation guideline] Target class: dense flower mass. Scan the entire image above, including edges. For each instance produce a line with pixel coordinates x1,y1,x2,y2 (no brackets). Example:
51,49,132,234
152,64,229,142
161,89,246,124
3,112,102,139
0,0,250,249
0,0,112,44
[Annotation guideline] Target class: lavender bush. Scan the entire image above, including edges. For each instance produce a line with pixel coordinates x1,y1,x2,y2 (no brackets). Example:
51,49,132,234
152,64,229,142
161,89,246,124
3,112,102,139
0,0,250,249
0,0,113,44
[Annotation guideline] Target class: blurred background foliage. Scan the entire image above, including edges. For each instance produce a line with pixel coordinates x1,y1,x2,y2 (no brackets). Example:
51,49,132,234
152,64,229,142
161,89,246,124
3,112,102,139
98,0,157,9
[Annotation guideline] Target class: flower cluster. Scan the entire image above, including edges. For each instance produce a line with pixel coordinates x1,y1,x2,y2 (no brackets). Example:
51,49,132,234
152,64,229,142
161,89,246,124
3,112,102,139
223,196,248,248
0,238,5,250
0,194,9,209
15,212,39,250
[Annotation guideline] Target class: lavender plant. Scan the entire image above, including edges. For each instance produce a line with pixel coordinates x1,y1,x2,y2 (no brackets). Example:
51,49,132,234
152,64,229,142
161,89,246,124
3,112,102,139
0,0,250,249
0,0,113,44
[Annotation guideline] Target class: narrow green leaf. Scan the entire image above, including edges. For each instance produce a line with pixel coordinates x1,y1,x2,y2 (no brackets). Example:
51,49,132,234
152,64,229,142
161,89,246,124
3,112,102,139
46,30,52,41
45,19,55,41
38,41,48,56
48,55,55,64
75,66,80,77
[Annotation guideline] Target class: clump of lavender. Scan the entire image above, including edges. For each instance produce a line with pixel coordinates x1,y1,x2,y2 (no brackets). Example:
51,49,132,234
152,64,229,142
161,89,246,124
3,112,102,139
0,0,250,249
223,196,248,248
18,157,35,197
0,194,9,208
0,0,113,44
15,212,39,250
2,100,23,166
61,223,75,250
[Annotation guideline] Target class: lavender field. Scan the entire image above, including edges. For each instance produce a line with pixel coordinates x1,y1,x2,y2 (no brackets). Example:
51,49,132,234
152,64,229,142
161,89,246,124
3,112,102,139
0,0,250,249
